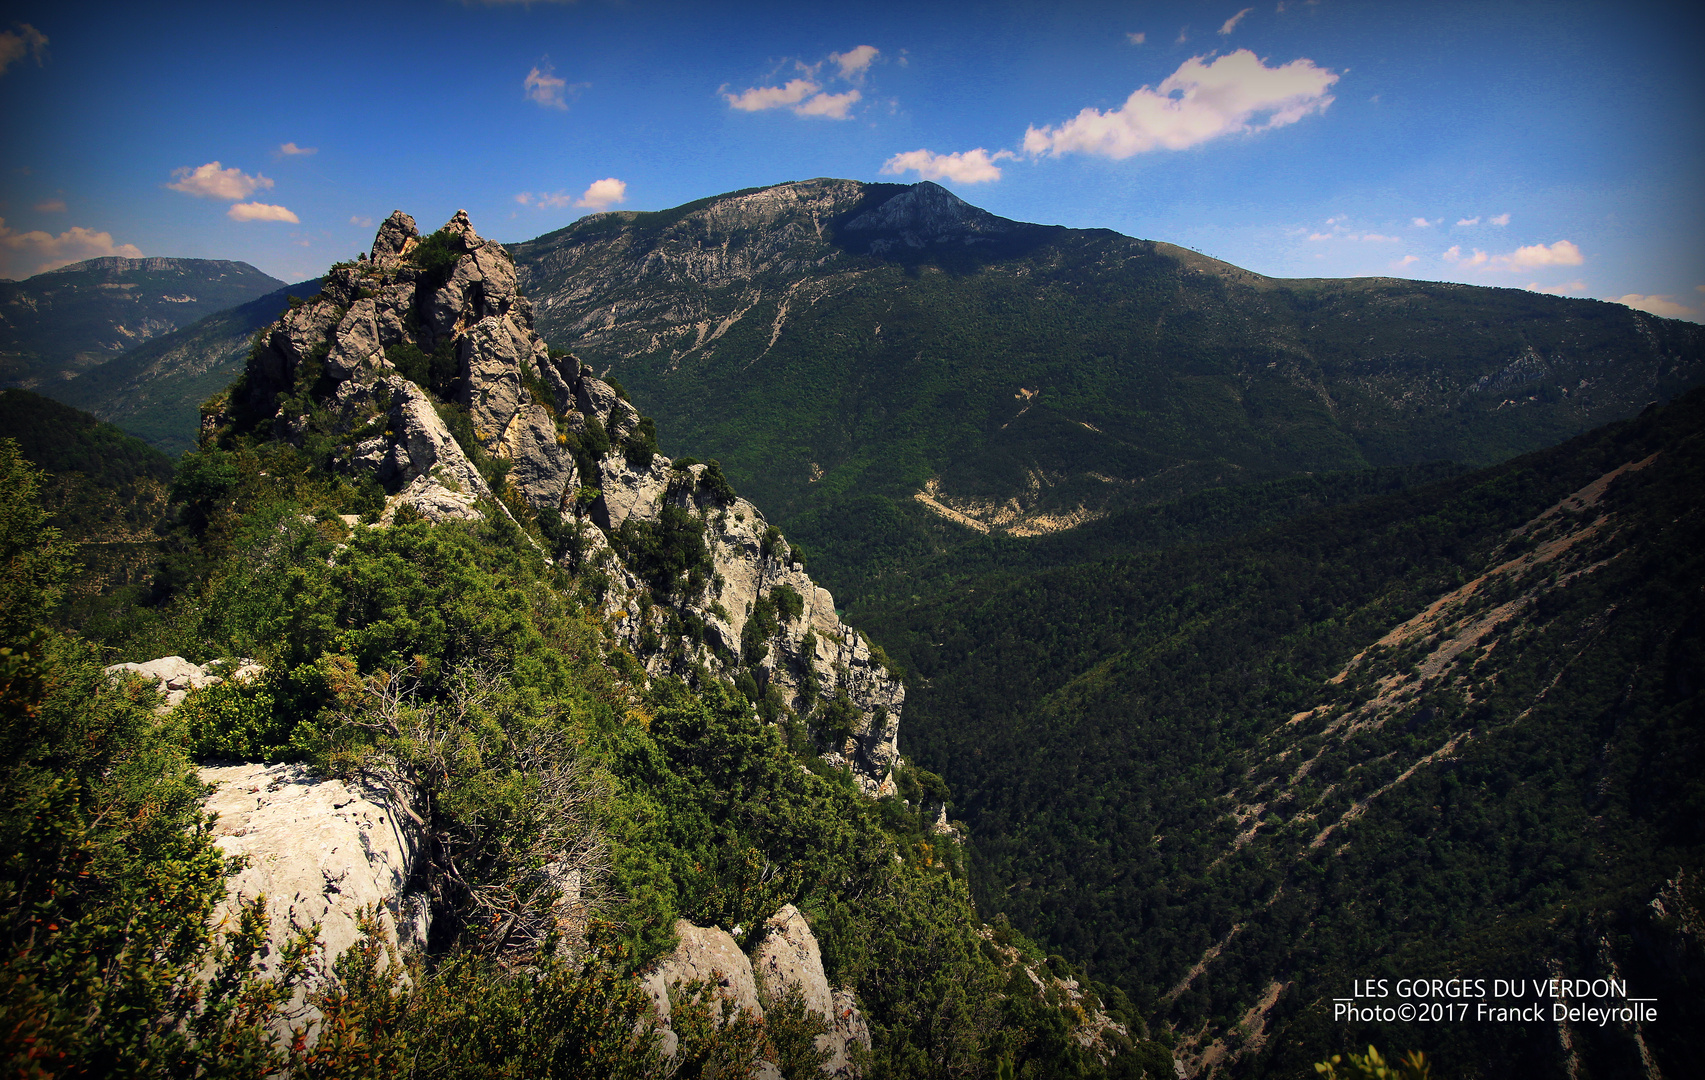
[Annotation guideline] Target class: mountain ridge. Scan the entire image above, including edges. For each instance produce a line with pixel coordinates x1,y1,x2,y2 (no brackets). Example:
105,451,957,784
0,255,285,391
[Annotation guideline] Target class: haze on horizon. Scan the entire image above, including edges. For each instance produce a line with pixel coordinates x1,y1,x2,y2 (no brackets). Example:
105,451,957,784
1,0,1700,321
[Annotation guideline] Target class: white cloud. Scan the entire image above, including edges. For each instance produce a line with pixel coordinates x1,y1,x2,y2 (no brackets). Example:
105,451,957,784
1615,293,1696,318
1023,49,1338,159
724,78,820,112
1441,245,1489,266
1527,280,1586,295
1411,217,1435,228
1361,233,1399,242
1456,216,1480,226
724,46,881,120
228,202,299,223
515,190,578,209
575,178,627,210
1176,27,1190,44
0,23,48,76
1306,232,1332,241
0,217,142,277
167,162,273,201
724,78,862,120
1220,7,1254,34
1495,240,1583,270
1396,254,1420,267
34,199,65,213
525,63,583,110
277,142,317,156
881,148,1015,184
350,215,374,228
1490,212,1510,226
795,89,861,119
1127,32,1146,45
830,45,879,80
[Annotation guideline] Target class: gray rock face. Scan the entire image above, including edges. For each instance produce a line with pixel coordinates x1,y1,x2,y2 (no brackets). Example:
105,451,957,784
754,905,871,1077
644,911,868,1077
229,208,906,793
370,211,419,265
104,655,264,711
201,762,430,965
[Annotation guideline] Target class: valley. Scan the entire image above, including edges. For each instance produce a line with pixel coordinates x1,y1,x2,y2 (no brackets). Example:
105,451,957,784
5,182,1701,1078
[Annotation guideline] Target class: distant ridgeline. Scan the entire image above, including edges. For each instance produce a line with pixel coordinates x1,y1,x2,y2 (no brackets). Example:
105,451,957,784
0,211,1176,1077
506,179,1705,606
0,255,284,391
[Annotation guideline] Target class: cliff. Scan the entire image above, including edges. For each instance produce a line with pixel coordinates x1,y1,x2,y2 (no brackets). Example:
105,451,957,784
229,209,903,793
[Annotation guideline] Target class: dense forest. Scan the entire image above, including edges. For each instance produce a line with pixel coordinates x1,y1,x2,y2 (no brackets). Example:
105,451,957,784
6,184,1701,1077
856,391,1705,1075
0,283,1172,1077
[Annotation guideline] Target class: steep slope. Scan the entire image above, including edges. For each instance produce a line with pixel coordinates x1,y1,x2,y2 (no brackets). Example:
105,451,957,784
0,256,284,388
220,209,903,793
863,391,1705,1077
509,179,1705,600
0,388,175,600
45,277,321,455
0,211,1171,1078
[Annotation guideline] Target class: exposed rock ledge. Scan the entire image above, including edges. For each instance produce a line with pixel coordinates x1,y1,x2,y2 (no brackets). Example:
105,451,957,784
200,761,430,982
104,654,264,710
644,906,869,1078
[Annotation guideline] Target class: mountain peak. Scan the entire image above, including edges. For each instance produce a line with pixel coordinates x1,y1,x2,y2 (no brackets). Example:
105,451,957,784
844,180,1011,243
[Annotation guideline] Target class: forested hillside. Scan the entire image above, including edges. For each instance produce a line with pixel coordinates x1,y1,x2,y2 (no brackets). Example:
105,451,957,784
508,180,1705,607
0,257,283,389
1,217,1173,1079
0,388,175,609
860,391,1705,1077
46,278,321,455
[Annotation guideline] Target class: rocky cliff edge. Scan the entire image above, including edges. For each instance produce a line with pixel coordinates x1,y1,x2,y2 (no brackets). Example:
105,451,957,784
225,209,902,794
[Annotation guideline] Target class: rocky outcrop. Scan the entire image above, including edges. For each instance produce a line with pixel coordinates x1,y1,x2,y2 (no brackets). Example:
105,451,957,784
199,761,430,986
221,209,906,793
754,905,871,1077
643,910,868,1077
104,654,264,711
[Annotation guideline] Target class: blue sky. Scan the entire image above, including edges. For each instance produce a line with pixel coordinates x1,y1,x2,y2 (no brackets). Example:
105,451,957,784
2,0,1701,320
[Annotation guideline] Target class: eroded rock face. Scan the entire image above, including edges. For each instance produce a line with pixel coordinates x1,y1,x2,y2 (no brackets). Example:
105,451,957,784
643,911,868,1078
227,208,905,793
200,761,430,983
754,905,871,1077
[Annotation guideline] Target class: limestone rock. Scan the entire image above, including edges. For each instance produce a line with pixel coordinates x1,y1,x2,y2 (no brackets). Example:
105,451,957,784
754,904,871,1077
459,314,531,446
370,211,419,265
200,761,430,978
641,919,765,1063
105,655,263,711
504,401,577,511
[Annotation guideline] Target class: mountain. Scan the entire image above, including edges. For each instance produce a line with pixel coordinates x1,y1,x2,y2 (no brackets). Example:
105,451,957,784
47,276,320,455
4,209,1175,1077
0,256,285,391
506,179,1705,602
859,389,1705,1077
